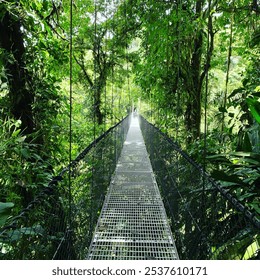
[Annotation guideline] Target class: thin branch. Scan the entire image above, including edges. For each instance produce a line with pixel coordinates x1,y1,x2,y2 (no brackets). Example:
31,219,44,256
31,2,68,41
73,54,94,87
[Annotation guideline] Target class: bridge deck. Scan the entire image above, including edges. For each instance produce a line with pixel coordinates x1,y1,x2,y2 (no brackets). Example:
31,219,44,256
87,115,179,260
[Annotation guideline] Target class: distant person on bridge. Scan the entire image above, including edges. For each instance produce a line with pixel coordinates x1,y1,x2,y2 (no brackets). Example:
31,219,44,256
133,107,137,117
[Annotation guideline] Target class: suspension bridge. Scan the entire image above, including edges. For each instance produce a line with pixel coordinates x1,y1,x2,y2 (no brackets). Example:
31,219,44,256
0,114,259,260
87,115,178,260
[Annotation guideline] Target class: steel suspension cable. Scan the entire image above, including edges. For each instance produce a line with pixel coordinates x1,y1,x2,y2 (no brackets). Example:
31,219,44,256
110,0,115,124
103,0,108,132
222,0,234,132
111,64,114,123
124,0,131,113
165,1,170,132
176,0,182,142
90,0,98,235
68,0,73,231
201,0,212,237
53,0,74,260
203,0,212,172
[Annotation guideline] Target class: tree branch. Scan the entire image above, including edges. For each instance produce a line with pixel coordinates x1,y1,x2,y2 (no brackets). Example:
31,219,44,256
73,54,94,87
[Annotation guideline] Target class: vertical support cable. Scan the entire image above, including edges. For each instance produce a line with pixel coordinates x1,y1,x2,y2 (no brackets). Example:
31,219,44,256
90,0,98,238
201,0,212,257
124,0,130,116
103,0,108,132
203,0,211,173
111,0,116,124
104,83,107,131
69,0,73,231
176,0,181,142
112,65,114,123
174,0,182,203
93,1,97,141
222,0,234,132
165,1,170,132
65,0,74,259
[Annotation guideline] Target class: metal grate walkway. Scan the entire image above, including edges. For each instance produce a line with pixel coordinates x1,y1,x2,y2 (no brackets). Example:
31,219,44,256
87,115,179,260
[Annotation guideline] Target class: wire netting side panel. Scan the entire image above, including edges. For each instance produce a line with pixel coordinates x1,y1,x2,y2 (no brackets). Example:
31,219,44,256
54,116,130,259
0,116,130,260
139,115,260,260
0,185,71,260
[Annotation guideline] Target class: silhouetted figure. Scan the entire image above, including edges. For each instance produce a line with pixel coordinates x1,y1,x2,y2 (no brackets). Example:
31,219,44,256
133,107,137,117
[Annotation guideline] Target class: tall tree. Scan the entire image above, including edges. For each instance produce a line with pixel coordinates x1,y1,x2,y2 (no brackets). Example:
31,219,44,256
130,0,215,141
0,1,34,135
73,0,138,124
184,0,215,141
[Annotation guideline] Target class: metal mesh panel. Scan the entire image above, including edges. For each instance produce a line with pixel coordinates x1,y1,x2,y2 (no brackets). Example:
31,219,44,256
139,115,260,260
0,116,130,260
87,115,179,260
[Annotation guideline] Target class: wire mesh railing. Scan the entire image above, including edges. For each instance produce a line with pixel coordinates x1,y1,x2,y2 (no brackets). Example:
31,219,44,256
139,115,260,260
0,115,130,260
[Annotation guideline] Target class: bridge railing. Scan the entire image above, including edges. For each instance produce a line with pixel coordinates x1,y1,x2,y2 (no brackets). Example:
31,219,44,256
0,115,130,260
139,115,260,260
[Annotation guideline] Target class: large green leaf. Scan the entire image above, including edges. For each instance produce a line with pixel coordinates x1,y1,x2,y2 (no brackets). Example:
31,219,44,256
250,201,260,215
212,229,253,259
242,132,252,152
0,202,14,227
230,152,260,166
211,170,246,186
246,97,260,124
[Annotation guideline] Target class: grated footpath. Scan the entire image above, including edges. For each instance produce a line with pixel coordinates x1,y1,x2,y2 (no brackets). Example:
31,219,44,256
87,115,179,260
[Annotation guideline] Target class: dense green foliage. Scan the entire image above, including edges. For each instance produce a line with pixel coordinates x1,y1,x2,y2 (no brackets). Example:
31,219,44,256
0,0,259,259
127,0,260,217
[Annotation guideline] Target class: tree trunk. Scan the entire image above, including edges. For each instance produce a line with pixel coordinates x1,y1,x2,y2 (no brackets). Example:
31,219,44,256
0,6,36,207
94,85,104,125
185,0,204,142
0,8,34,135
252,0,259,15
